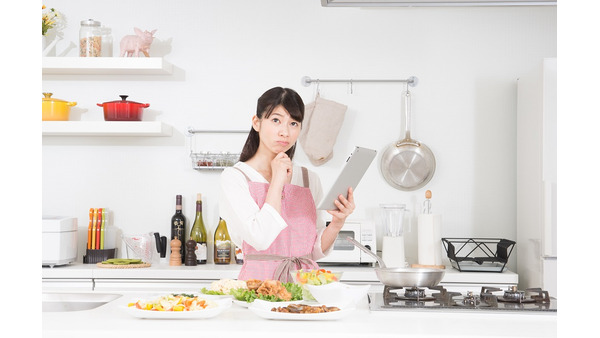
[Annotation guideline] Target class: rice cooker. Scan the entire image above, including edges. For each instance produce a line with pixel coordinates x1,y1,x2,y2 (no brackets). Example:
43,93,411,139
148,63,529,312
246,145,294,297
42,216,78,267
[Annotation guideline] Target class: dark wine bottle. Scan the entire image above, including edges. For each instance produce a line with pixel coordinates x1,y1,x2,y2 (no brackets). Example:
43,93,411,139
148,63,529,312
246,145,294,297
170,194,186,263
189,193,207,264
214,217,232,264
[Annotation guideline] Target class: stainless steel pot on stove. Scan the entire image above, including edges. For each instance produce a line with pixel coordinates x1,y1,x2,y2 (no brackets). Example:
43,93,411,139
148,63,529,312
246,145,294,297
346,237,444,288
380,90,436,191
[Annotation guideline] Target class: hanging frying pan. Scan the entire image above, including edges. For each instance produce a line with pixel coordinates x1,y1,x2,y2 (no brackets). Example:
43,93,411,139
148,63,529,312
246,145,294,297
381,90,436,191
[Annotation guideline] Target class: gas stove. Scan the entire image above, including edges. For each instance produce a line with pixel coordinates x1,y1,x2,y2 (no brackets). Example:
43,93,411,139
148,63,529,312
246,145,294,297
368,285,557,312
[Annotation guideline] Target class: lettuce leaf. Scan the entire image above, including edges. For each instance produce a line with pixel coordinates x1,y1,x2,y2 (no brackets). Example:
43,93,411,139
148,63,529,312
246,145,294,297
200,287,226,296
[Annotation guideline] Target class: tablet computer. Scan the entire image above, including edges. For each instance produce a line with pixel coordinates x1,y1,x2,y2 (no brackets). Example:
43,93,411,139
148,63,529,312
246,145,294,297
317,146,377,210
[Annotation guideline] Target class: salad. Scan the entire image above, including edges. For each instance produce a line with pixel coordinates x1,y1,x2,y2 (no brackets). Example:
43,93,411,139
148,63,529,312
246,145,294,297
128,294,217,311
293,269,343,300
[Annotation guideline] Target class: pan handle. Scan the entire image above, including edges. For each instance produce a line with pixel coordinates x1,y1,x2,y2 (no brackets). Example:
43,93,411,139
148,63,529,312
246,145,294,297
404,90,412,140
346,236,387,268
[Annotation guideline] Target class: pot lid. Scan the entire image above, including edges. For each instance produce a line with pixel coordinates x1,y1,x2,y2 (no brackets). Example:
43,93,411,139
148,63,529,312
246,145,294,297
42,92,67,102
103,95,144,105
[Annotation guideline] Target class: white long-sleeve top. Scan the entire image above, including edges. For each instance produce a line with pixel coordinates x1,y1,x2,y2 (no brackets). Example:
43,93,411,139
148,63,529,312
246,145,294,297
218,162,331,261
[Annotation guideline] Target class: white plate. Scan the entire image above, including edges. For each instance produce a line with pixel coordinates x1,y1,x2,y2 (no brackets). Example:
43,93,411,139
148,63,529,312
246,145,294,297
248,303,354,321
123,297,232,319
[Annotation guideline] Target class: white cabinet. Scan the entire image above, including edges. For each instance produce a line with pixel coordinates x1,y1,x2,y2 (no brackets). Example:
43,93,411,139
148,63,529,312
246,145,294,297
516,58,557,296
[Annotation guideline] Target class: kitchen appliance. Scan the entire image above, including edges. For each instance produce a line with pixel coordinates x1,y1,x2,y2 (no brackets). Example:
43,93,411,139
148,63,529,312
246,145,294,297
368,285,557,313
42,93,77,121
316,220,377,265
97,95,149,121
380,89,435,191
42,216,78,267
380,204,407,267
517,58,557,297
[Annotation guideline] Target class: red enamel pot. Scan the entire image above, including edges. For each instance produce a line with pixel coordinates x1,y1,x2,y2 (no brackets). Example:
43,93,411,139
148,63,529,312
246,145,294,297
97,95,150,121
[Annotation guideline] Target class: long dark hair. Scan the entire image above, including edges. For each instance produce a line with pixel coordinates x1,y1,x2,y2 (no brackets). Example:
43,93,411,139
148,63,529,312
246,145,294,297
239,87,305,162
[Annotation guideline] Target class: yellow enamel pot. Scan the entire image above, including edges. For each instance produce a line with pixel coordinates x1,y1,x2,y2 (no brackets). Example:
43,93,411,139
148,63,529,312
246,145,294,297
42,93,77,121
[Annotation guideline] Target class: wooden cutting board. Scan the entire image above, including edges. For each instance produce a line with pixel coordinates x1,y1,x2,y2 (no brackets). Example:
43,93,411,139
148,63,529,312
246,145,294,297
96,262,151,269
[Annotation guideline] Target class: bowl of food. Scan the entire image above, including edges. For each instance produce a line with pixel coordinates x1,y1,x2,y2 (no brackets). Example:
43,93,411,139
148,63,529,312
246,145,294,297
305,282,370,306
292,269,343,300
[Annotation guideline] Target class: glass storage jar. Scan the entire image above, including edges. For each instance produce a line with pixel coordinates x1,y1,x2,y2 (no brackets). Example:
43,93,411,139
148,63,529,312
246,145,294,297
79,19,102,57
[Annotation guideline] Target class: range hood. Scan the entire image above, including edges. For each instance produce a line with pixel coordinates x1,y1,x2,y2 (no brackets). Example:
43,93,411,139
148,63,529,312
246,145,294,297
321,0,556,6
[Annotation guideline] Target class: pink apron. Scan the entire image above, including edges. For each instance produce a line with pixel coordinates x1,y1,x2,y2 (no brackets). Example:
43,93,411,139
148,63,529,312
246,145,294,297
235,166,320,283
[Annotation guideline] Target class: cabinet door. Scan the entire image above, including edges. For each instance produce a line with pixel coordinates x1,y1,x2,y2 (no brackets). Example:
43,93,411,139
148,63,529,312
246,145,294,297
43,278,94,292
94,278,212,292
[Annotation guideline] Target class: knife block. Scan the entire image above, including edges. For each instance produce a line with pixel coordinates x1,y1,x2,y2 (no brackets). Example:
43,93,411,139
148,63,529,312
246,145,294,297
83,248,117,264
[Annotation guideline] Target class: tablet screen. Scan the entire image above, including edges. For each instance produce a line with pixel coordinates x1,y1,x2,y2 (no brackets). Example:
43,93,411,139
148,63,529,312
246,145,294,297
317,146,377,210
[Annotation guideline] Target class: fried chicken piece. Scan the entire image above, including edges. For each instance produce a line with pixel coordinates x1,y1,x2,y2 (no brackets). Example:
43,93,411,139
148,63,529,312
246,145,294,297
256,280,292,301
246,279,263,291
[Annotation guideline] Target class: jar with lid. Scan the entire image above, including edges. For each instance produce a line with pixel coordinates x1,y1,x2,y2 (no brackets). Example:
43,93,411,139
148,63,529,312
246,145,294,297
100,26,113,57
79,19,102,57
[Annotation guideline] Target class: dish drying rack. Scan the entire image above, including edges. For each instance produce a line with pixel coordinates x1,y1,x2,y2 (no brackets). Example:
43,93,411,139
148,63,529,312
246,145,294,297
441,238,516,273
187,128,245,170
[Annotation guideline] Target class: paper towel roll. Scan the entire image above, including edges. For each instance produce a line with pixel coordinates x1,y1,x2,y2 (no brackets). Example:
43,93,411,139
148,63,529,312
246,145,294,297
417,214,442,266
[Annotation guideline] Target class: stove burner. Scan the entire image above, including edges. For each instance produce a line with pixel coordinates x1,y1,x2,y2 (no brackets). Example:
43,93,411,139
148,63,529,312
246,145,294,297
371,285,556,312
462,291,480,306
496,286,551,304
383,285,436,303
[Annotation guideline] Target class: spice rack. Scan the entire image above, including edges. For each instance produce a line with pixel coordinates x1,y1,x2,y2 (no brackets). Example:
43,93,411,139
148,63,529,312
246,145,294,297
187,128,246,170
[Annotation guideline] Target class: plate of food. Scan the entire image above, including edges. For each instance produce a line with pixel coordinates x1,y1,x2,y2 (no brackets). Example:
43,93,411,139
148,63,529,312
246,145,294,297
123,293,232,319
230,279,303,306
248,302,355,321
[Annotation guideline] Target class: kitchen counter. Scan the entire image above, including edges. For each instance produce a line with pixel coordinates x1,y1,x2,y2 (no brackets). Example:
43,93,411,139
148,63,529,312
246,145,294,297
42,290,556,338
42,262,518,286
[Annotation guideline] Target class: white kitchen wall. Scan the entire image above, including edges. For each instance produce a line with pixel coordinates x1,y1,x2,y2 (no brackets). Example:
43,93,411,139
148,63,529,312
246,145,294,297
41,0,556,270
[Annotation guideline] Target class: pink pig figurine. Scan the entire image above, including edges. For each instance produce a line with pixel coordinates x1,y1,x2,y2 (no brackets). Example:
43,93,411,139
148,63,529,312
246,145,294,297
119,28,157,57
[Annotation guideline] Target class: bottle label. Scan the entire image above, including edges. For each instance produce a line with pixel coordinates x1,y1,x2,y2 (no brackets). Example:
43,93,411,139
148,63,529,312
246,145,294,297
195,243,207,260
215,240,231,259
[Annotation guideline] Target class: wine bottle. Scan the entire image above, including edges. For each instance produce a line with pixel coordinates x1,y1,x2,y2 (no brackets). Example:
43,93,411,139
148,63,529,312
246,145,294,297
170,195,186,264
234,245,244,264
189,193,207,264
214,217,232,264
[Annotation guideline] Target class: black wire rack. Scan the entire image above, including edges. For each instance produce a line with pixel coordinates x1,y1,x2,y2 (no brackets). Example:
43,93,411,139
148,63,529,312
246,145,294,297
441,238,516,272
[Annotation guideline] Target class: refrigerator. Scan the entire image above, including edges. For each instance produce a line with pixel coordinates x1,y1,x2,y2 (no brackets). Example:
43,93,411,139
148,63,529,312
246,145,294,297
516,58,557,297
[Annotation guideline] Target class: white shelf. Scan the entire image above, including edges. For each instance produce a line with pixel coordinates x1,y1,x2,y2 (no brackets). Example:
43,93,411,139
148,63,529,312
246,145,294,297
42,121,173,137
42,57,173,75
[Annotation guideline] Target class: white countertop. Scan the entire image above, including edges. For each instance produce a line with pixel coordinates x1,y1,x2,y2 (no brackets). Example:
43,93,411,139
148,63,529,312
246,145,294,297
42,290,556,338
42,262,519,285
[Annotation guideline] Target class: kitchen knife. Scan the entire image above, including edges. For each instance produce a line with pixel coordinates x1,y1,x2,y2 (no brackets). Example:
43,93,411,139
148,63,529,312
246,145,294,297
96,208,102,250
100,208,106,249
91,208,98,249
87,208,94,250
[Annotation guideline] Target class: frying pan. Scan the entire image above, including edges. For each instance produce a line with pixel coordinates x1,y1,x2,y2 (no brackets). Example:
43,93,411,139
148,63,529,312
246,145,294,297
380,90,436,191
346,237,444,288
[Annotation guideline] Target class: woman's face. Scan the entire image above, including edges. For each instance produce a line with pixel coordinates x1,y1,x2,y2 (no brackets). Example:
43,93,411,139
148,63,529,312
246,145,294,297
253,105,301,155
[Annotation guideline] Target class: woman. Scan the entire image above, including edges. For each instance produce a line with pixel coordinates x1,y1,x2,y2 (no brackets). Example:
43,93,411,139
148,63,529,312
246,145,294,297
218,87,355,282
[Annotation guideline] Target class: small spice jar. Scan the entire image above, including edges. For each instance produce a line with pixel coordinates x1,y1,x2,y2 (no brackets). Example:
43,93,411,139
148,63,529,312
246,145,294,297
79,19,102,57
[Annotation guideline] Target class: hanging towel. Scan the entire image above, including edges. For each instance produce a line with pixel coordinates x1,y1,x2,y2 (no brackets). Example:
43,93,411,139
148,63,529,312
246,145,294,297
299,94,347,166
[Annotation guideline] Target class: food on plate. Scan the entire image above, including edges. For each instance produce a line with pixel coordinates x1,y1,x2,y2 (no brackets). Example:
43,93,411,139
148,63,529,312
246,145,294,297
257,280,292,301
270,304,341,313
202,279,248,295
292,269,342,300
294,269,341,285
230,280,302,303
127,294,217,311
246,279,263,291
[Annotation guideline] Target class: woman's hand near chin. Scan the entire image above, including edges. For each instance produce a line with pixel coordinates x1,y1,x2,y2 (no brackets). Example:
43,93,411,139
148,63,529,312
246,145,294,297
271,152,293,185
